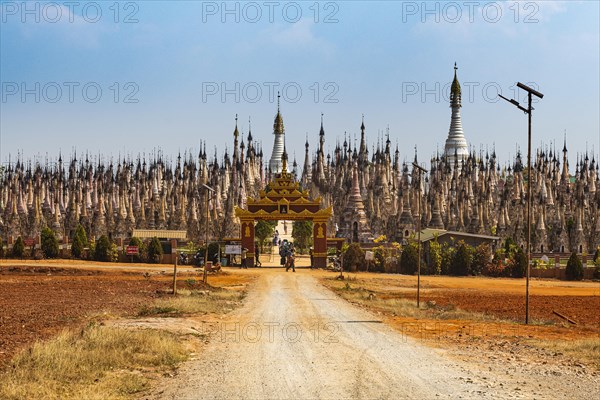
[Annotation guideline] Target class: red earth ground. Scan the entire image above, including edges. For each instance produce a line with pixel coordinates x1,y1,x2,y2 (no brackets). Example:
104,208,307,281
1,261,598,368
0,262,251,367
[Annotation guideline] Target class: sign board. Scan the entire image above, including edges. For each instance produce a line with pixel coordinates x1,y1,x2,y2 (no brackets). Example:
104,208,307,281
365,251,374,261
126,246,139,255
24,238,35,246
225,244,242,255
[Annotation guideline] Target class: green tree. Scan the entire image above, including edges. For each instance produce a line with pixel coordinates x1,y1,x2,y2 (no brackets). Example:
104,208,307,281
440,242,455,275
255,220,276,252
198,242,220,263
292,220,313,254
400,242,419,275
41,227,60,258
594,247,600,280
71,224,88,259
504,237,518,256
428,238,442,275
343,243,365,272
565,252,584,281
450,241,473,276
12,236,25,258
147,237,164,264
471,243,492,276
509,247,528,278
94,235,113,262
128,237,146,262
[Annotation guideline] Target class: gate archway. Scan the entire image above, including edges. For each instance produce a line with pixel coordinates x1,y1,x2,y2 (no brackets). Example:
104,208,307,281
234,169,332,268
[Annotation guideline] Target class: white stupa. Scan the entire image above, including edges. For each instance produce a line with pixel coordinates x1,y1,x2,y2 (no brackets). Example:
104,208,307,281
269,94,285,174
444,63,469,165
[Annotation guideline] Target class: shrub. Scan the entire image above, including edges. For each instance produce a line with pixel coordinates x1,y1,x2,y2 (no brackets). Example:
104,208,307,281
87,240,96,261
428,239,442,275
71,224,88,259
198,242,220,263
41,227,59,258
94,235,113,262
440,242,455,275
508,247,527,278
147,237,163,264
471,243,492,276
482,260,507,277
12,236,25,258
565,252,584,281
128,237,146,262
594,247,599,268
504,237,517,255
400,242,419,275
372,247,386,272
450,241,473,276
343,243,364,272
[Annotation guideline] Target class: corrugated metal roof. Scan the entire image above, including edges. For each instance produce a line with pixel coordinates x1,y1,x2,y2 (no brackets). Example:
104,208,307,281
132,229,187,239
418,229,500,243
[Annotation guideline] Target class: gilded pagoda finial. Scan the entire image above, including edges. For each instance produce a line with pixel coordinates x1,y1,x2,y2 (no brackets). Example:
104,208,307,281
451,62,461,101
273,92,285,135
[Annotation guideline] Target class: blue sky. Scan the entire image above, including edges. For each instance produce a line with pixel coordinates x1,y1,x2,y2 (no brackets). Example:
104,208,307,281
1,1,598,170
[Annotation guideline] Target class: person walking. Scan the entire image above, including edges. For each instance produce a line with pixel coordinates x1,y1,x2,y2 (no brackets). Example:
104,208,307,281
255,245,261,267
241,247,248,269
285,243,296,272
279,239,287,267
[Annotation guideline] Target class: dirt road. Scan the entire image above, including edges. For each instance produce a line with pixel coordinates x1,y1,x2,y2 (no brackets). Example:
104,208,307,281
149,271,593,399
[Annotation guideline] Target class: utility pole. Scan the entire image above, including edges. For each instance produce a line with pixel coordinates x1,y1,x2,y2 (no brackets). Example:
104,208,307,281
412,162,428,309
202,184,215,284
499,82,544,324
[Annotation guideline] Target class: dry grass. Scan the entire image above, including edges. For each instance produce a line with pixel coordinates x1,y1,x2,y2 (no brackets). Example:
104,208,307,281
330,281,499,322
533,337,600,369
0,324,187,400
139,289,246,317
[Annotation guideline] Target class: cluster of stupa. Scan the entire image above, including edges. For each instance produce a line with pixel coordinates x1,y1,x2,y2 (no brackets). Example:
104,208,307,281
1,66,598,254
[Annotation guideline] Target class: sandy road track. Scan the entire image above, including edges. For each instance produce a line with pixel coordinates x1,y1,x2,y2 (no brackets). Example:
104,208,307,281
148,271,584,400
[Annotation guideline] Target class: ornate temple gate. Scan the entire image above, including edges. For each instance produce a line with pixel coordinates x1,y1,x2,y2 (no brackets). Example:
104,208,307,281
234,169,332,268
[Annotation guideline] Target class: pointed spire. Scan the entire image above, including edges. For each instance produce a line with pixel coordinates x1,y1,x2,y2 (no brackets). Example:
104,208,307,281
281,144,288,173
319,112,325,136
247,116,253,142
273,92,284,135
233,114,239,138
451,62,461,105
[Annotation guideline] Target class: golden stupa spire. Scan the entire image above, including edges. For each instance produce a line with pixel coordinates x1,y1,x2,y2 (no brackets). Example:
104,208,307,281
273,91,284,134
451,62,461,102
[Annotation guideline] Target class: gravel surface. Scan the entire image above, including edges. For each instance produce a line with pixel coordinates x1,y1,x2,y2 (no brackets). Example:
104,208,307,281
147,271,595,399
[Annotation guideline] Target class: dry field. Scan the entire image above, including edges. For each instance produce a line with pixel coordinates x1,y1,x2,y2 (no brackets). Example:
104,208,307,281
319,271,600,370
1,262,598,399
322,272,600,326
0,260,254,367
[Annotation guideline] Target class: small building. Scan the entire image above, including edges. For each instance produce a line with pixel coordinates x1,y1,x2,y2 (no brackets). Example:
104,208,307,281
417,228,500,266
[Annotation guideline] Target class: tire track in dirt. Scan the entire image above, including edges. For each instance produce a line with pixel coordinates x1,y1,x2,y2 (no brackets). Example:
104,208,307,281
147,272,514,399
